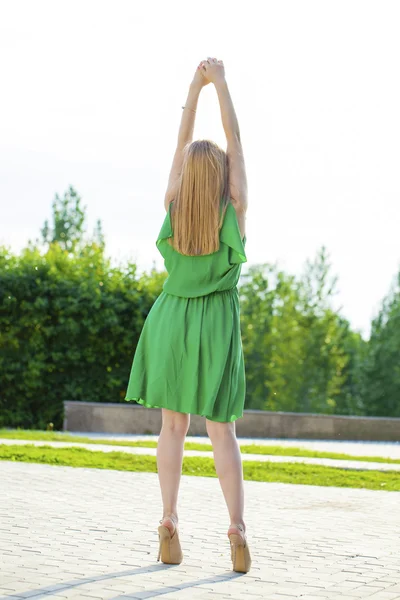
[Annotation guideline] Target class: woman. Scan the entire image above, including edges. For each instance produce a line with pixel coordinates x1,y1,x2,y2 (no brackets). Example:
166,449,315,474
125,57,250,573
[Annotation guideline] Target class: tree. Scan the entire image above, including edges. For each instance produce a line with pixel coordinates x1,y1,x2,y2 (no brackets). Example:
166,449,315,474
240,263,305,411
361,271,400,417
240,248,366,415
296,247,348,413
31,185,105,252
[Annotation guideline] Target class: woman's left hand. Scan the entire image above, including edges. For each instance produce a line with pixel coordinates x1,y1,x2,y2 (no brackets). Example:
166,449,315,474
191,60,211,89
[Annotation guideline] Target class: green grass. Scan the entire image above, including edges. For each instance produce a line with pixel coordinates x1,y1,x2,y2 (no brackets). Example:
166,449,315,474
1,428,400,465
187,442,400,465
0,443,399,491
0,428,119,443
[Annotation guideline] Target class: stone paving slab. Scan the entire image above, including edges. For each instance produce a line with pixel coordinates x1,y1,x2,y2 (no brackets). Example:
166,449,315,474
1,461,400,599
1,439,399,473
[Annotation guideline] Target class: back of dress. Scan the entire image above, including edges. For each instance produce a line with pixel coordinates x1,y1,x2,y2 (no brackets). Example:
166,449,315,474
124,199,247,423
156,201,247,297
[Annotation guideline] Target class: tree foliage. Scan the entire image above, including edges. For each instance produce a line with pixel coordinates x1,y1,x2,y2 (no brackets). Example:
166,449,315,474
1,186,399,428
0,187,165,428
360,273,400,417
239,249,367,415
36,185,105,252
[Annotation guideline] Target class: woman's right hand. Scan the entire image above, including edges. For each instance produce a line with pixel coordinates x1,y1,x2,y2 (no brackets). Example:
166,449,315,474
201,57,225,85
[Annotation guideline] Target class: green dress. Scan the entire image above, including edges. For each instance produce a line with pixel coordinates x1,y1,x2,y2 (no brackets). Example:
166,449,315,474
124,200,247,422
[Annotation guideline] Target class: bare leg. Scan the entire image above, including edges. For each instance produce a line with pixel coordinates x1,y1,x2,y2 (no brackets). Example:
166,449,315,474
157,408,190,534
206,419,246,537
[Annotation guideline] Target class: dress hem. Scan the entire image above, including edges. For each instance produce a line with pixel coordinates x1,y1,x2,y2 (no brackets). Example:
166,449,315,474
124,396,242,423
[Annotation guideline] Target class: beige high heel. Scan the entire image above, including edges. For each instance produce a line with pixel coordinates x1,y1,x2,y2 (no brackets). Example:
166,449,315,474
157,515,183,564
228,523,251,573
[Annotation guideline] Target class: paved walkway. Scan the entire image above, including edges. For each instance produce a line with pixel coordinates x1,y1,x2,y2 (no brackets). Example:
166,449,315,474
1,461,400,600
1,439,399,472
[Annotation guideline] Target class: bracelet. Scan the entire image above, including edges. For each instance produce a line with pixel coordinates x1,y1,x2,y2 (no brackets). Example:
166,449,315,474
182,105,196,113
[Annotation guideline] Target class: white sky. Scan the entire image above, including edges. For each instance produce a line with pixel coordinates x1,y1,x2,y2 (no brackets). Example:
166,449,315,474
1,0,399,338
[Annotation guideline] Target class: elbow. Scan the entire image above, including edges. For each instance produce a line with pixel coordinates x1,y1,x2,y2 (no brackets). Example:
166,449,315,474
226,131,241,145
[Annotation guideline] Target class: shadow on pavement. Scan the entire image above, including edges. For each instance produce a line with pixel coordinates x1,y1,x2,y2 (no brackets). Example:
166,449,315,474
0,563,245,600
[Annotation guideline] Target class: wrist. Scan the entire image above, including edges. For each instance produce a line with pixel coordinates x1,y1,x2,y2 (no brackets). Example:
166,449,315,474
214,77,227,90
190,80,203,93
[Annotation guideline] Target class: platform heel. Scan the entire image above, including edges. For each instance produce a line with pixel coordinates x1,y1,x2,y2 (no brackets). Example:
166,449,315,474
157,515,183,564
228,524,251,573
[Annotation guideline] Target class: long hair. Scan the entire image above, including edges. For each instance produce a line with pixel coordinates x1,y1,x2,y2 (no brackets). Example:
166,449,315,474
170,139,230,256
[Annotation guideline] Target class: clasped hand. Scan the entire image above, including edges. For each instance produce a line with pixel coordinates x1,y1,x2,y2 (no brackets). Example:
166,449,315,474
192,56,225,89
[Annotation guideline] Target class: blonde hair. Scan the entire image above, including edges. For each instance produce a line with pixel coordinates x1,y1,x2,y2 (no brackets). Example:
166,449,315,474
169,139,230,256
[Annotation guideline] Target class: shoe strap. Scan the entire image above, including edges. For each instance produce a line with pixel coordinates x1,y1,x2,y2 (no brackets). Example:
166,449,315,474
229,523,246,540
159,514,178,528
230,523,245,533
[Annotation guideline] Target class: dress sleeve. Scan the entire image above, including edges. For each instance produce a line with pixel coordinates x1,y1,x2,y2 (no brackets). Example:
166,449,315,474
220,203,247,264
156,203,173,257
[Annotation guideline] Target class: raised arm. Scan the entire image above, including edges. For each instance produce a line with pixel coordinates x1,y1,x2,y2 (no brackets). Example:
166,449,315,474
202,58,248,215
164,61,210,211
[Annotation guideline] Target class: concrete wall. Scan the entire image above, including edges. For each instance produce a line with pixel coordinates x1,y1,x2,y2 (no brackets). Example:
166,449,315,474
63,401,400,441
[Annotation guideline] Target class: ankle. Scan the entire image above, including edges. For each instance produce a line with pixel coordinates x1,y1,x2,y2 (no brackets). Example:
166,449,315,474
228,520,246,535
160,513,178,537
162,511,178,523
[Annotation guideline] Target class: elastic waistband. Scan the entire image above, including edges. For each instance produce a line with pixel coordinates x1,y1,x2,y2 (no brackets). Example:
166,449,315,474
163,286,238,300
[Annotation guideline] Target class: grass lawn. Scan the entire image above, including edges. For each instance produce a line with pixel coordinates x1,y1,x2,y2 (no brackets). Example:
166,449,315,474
1,428,399,465
1,443,399,491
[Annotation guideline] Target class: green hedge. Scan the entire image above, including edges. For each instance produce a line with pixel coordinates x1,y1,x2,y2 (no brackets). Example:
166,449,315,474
0,242,165,429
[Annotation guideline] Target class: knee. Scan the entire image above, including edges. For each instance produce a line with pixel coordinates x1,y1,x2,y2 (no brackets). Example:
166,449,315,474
161,410,190,438
206,419,235,442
